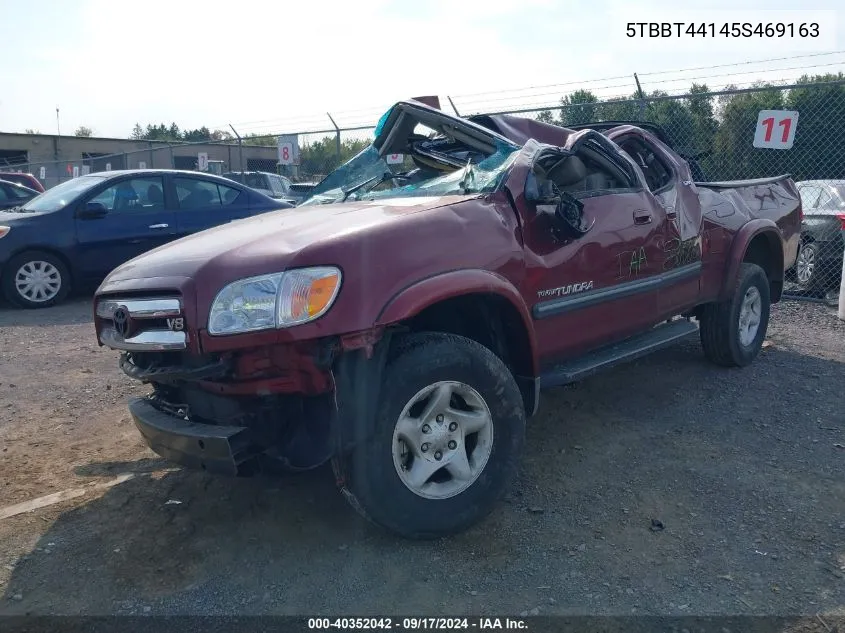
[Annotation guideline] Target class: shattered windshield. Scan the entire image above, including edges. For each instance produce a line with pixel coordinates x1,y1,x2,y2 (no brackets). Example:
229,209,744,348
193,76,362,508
301,105,520,206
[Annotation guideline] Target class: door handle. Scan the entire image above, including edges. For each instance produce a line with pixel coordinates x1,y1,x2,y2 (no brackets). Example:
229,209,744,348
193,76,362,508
633,210,652,225
148,223,169,229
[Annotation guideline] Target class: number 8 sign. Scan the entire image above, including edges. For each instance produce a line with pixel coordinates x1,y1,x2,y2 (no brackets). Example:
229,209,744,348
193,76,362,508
278,142,294,165
753,110,799,150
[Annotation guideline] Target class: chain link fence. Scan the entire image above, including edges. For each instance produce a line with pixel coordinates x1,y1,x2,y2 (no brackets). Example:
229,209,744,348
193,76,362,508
2,79,843,302
509,80,845,302
271,80,845,302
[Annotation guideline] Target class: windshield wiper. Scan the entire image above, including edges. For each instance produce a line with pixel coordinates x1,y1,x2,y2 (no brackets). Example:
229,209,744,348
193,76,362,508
340,172,410,202
340,174,381,202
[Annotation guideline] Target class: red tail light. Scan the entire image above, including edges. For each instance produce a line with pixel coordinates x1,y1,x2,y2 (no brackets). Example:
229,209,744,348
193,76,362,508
837,213,845,230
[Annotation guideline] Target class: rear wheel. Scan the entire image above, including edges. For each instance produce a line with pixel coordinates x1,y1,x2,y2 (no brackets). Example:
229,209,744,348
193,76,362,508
700,262,770,367
2,250,70,309
794,242,822,291
344,332,525,539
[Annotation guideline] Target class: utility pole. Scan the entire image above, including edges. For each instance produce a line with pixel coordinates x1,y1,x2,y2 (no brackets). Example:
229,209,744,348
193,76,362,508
56,107,61,136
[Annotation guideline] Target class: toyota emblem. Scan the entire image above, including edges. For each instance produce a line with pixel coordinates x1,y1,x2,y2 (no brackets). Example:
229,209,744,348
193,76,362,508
113,306,131,338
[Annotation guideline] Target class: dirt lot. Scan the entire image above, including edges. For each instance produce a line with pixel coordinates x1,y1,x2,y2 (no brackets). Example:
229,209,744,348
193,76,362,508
0,297,843,618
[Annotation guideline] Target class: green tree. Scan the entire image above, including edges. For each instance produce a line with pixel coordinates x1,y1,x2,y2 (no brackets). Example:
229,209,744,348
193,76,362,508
536,110,556,124
597,96,641,122
74,126,94,137
24,128,40,134
559,89,599,126
299,136,370,176
242,133,276,146
130,123,183,141
686,83,718,152
643,89,697,152
784,72,845,180
182,126,214,142
712,84,786,179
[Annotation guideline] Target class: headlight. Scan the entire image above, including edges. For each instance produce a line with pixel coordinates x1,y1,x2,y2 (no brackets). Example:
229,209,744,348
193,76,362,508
208,266,342,335
0,226,10,239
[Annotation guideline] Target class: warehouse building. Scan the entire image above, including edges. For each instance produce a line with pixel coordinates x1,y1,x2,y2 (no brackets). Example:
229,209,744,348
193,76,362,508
0,132,279,189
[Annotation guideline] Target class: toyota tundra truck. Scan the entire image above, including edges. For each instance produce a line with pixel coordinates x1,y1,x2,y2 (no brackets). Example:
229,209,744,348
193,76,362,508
93,98,801,539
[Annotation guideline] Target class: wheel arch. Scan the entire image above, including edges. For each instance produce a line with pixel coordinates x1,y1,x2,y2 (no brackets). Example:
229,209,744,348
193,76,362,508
375,270,540,417
722,221,785,303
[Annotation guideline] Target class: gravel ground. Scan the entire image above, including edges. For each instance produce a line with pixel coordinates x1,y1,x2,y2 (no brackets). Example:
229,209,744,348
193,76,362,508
0,297,843,618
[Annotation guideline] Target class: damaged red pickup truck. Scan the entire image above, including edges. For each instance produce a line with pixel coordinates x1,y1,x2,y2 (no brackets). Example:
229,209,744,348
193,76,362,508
93,98,801,538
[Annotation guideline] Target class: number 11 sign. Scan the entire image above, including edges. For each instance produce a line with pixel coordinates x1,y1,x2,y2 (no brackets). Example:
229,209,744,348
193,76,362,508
753,110,799,150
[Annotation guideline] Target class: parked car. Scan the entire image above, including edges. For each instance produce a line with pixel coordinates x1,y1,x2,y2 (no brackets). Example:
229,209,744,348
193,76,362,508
287,182,316,205
0,172,45,193
0,169,292,308
791,179,845,292
93,99,800,539
0,179,40,210
222,171,296,203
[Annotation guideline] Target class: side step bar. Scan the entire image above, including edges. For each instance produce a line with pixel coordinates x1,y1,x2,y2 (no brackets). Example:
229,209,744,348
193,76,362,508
540,319,699,389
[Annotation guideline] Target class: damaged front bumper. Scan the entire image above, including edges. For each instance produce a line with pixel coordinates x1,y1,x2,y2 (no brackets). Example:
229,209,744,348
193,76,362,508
128,397,255,476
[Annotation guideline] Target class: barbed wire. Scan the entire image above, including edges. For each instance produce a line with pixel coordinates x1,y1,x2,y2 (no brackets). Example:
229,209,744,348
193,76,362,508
452,61,845,111
449,51,845,100
218,53,845,137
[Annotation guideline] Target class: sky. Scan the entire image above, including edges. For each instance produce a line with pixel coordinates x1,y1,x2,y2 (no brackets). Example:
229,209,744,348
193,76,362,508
0,0,843,139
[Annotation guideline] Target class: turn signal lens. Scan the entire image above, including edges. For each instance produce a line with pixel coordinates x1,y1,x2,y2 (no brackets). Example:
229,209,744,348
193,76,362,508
277,267,342,327
0,226,10,239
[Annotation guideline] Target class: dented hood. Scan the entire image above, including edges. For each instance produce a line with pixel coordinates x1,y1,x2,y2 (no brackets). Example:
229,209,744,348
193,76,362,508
100,194,463,287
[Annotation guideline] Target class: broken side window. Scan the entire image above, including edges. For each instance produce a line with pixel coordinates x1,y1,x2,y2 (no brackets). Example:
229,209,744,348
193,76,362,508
617,137,674,193
529,139,638,201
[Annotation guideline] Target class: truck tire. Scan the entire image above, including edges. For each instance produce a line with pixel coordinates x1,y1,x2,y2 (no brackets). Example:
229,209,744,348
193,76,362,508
345,332,525,539
2,250,71,309
699,262,770,367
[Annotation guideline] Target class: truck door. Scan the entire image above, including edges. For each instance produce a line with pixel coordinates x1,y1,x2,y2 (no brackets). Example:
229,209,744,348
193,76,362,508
512,137,668,367
611,131,705,316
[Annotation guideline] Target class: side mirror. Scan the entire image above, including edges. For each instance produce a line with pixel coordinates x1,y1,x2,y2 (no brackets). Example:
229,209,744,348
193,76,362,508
525,169,594,239
553,192,594,238
78,201,108,219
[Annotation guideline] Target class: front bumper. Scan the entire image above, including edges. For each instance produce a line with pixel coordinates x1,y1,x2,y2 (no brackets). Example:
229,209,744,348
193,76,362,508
128,397,255,476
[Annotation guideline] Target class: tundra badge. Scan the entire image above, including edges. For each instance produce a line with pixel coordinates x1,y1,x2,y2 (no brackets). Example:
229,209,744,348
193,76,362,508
537,281,594,299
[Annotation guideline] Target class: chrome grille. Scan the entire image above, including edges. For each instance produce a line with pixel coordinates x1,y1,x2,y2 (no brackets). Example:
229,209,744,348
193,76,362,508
96,297,187,351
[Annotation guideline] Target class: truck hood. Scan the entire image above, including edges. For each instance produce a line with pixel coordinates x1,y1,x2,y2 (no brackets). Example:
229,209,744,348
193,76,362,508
100,194,464,287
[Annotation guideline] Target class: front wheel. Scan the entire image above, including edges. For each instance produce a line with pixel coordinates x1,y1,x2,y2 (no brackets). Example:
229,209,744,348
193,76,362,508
345,332,526,539
2,250,71,308
699,262,771,367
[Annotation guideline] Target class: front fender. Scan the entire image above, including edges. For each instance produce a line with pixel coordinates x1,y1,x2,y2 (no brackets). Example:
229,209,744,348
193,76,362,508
720,219,785,301
375,268,539,375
